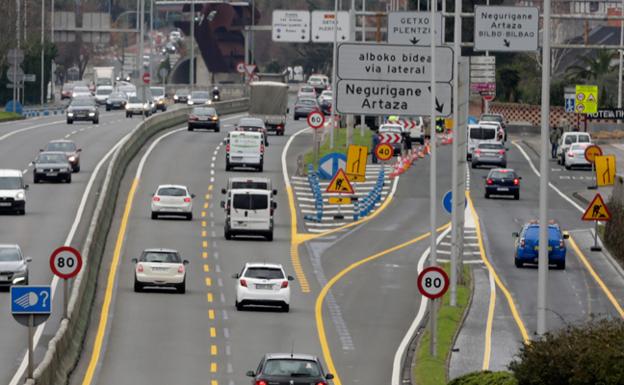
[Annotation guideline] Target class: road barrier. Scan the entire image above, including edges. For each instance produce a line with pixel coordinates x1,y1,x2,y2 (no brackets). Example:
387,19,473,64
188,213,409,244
25,98,249,385
304,165,324,222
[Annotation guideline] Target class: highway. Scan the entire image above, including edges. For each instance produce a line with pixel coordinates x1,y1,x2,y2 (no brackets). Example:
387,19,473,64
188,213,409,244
0,109,166,385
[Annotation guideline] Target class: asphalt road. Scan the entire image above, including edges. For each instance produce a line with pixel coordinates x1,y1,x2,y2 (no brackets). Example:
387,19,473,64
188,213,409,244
0,109,151,384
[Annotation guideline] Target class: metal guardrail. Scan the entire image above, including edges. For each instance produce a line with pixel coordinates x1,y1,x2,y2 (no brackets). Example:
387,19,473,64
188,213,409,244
25,98,249,385
164,84,249,99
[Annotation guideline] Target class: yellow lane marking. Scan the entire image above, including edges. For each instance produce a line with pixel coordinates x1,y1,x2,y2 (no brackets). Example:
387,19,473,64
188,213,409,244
210,362,217,373
81,179,139,385
466,192,530,344
202,230,208,238
207,293,213,303
202,251,208,259
203,240,208,248
569,236,624,318
210,327,216,338
208,185,213,192
204,202,209,209
201,211,206,218
208,309,215,320
211,345,218,356
211,381,218,385
205,194,210,200
316,224,448,385
205,277,212,286
202,220,207,227
204,264,210,272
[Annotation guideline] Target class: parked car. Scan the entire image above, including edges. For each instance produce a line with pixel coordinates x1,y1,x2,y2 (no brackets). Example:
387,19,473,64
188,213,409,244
557,132,592,165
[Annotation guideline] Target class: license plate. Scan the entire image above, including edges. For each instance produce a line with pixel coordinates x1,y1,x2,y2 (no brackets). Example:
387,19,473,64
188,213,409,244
0,276,9,281
46,172,58,177
255,284,272,290
534,246,553,251
497,187,509,191
0,202,11,207
151,266,169,271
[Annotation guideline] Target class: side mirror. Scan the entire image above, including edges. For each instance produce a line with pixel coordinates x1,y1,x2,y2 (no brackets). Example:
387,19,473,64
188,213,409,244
505,147,510,151
221,188,227,195
246,371,255,377
272,202,278,209
563,232,570,239
23,184,29,190
287,275,294,281
220,201,225,208
286,107,290,114
232,273,240,279
191,193,196,199
326,374,334,380
77,148,82,152
518,176,523,180
272,189,278,196
131,258,138,263
183,260,189,265
39,149,44,152
512,232,519,238
25,257,32,263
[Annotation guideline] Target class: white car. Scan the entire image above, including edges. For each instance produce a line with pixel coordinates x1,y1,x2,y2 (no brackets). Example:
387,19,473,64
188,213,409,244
297,85,317,99
0,169,28,215
564,142,592,170
232,263,294,312
151,184,195,220
94,85,113,105
125,96,151,118
132,248,188,293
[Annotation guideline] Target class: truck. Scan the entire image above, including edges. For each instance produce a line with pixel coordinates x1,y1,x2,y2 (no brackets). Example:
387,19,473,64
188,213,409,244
93,66,115,88
249,81,288,136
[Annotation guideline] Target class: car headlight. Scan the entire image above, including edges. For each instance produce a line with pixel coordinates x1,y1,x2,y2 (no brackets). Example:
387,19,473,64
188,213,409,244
88,112,95,116
187,100,193,105
158,99,164,104
61,168,69,172
173,95,178,100
15,192,25,200
207,100,213,105
67,112,74,116
212,116,218,121
68,156,76,162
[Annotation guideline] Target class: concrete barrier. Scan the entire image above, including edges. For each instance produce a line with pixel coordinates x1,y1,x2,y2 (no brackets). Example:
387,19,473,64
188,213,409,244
26,98,249,385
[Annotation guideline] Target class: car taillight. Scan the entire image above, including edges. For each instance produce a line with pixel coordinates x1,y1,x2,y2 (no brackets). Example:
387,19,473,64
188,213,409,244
260,143,265,154
152,196,161,202
498,150,505,155
486,178,493,185
520,239,525,248
568,152,574,157
226,144,230,153
316,382,328,385
137,263,144,273
281,281,288,288
184,197,191,203
513,178,519,185
178,265,184,273
256,381,267,385
240,279,247,287
474,149,481,156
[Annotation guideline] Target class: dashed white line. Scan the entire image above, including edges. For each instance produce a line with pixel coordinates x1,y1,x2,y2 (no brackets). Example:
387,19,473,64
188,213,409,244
220,292,226,303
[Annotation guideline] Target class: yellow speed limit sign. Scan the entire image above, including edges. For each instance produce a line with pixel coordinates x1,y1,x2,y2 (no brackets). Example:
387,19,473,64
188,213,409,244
375,143,394,161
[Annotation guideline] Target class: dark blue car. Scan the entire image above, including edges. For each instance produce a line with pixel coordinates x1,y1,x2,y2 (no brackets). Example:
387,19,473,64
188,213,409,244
513,221,568,269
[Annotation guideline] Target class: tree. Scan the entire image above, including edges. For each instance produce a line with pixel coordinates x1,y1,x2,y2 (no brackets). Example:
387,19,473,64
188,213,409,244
565,50,617,104
497,67,520,102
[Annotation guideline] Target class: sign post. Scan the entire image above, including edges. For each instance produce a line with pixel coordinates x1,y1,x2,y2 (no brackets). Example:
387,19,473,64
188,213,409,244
272,10,310,42
50,246,83,319
584,144,603,190
473,6,539,52
11,285,51,380
594,155,616,187
346,145,368,182
307,110,325,167
575,85,598,114
417,266,449,358
582,193,611,251
387,12,443,45
326,168,355,220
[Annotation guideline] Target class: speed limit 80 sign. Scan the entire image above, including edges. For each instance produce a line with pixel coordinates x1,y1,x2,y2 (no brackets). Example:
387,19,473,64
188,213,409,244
417,266,449,299
50,246,83,279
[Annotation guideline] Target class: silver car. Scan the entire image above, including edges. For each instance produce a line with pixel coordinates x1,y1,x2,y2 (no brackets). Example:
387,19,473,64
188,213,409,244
471,142,507,169
0,245,31,286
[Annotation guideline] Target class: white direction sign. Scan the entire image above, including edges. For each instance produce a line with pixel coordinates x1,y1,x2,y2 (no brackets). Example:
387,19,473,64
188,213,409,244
311,11,350,42
474,6,539,52
388,12,443,45
335,80,452,117
337,43,453,83
272,10,310,42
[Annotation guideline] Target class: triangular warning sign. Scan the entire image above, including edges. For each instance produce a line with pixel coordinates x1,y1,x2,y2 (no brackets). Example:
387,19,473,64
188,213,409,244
588,94,595,102
326,168,354,194
582,193,611,221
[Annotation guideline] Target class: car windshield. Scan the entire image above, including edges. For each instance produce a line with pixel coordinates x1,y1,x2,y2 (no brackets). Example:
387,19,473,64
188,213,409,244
578,135,591,143
73,87,90,93
0,247,20,262
46,142,76,152
140,251,181,263
0,177,22,189
193,107,216,115
380,125,403,133
128,97,141,103
232,193,268,210
238,118,264,127
489,170,516,179
300,87,314,93
37,154,67,163
157,187,186,197
96,89,112,95
298,99,316,106
62,84,74,91
231,181,268,190
192,91,209,99
110,93,126,99
470,128,496,140
479,143,504,150
263,359,321,377
71,99,94,107
481,115,503,123
150,88,165,96
177,89,189,95
525,226,561,242
244,267,284,279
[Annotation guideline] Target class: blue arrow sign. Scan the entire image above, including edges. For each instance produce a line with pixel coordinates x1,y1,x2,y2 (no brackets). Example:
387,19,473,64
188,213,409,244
443,190,467,215
11,286,51,314
318,152,347,180
565,97,575,113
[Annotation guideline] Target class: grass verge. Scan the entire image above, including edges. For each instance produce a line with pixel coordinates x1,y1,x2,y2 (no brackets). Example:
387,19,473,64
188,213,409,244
0,111,24,122
413,263,472,385
303,127,372,168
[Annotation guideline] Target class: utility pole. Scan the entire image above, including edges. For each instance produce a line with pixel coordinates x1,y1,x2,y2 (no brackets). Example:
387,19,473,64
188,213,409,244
190,0,195,91
51,0,56,100
360,0,366,136
450,0,461,307
537,0,552,336
137,0,145,102
251,0,255,65
429,0,438,357
329,0,339,149
618,0,624,115
41,0,45,105
150,0,154,90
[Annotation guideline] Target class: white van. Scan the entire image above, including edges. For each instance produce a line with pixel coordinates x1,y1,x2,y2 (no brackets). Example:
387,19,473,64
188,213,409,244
556,132,592,165
467,124,501,160
0,169,28,215
226,131,264,171
221,189,276,241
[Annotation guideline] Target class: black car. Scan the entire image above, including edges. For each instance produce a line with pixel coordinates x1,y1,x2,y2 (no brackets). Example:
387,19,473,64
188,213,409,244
33,151,72,183
247,353,334,385
66,98,99,124
293,98,320,120
105,92,128,111
188,107,220,131
484,168,521,200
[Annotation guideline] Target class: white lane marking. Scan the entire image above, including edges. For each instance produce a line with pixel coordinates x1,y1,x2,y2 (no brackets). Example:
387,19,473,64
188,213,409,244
21,169,28,174
222,309,229,320
210,169,215,175
223,328,230,338
215,264,221,273
0,119,64,142
227,363,233,374
513,142,584,213
217,278,223,287
71,130,77,134
211,156,216,162
220,292,226,303
210,177,215,183
391,226,451,385
225,345,231,355
210,163,215,168
9,131,132,385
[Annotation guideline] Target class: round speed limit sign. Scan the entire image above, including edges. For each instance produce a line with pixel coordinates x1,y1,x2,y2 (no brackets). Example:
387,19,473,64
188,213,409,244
375,143,394,161
307,110,325,130
417,266,449,299
50,246,83,279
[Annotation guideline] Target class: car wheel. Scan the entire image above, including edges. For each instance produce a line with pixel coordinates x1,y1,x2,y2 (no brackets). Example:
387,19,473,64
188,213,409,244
514,192,519,200
215,127,220,132
484,192,489,199
514,259,523,268
126,113,131,118
67,119,73,124
294,115,299,121
225,161,231,171
265,231,273,241
564,163,571,170
93,118,99,125
176,280,186,294
33,175,39,184
556,261,566,270
151,212,158,220
501,163,507,168
74,165,80,173
106,106,111,111
188,126,193,131
235,300,243,311
282,303,290,312
224,227,232,240
471,162,477,169
186,213,193,221
66,175,72,183
134,279,143,292
18,209,25,216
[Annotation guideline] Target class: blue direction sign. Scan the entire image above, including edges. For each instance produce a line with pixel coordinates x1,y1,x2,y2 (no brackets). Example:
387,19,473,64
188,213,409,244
443,190,467,215
318,152,347,180
11,286,51,315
